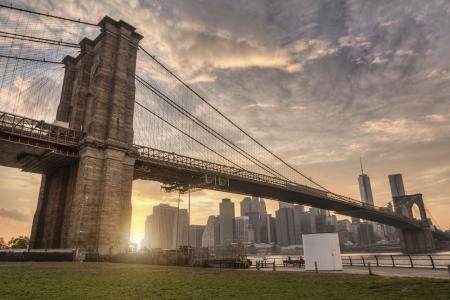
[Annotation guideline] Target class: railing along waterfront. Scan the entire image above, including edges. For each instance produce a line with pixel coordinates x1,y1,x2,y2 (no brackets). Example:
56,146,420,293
229,255,450,270
342,254,450,269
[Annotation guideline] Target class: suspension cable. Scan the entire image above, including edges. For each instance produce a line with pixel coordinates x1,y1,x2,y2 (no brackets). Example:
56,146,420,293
0,54,63,64
0,30,80,48
138,46,329,191
135,100,253,173
0,3,98,27
136,74,298,185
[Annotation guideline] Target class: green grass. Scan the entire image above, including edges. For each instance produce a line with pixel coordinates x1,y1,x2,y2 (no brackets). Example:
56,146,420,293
0,262,448,299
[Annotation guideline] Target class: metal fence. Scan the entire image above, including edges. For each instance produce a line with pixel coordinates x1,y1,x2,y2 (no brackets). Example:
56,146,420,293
342,254,450,269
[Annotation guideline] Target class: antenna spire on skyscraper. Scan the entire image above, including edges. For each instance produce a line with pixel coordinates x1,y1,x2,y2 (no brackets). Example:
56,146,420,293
360,157,364,175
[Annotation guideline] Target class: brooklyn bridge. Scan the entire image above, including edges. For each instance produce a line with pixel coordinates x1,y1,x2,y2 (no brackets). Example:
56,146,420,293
0,4,447,255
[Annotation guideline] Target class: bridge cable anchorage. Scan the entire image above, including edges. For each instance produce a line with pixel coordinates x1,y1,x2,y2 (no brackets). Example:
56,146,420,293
0,30,80,48
138,46,330,192
0,54,64,65
135,100,253,173
0,4,98,27
135,74,300,185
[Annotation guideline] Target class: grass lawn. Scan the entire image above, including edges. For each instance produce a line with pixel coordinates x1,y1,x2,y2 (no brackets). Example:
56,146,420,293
0,262,449,299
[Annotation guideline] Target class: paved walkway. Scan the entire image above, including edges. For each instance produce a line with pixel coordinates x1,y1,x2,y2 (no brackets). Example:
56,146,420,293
251,265,450,279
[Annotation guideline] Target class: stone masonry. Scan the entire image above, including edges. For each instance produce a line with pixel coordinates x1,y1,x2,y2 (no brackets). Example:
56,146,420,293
30,17,143,255
393,194,435,253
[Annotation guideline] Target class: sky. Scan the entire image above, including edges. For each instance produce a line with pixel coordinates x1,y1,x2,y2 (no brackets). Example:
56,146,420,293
1,0,450,244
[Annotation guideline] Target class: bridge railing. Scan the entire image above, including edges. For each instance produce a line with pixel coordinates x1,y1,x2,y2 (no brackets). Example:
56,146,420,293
0,111,82,146
342,254,450,269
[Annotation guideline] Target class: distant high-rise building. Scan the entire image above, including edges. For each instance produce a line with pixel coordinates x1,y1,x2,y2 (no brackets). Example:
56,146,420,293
300,212,316,234
359,174,374,206
143,215,153,249
337,219,352,246
293,205,305,244
310,207,329,217
148,204,178,249
234,216,250,243
351,216,360,224
379,203,398,242
388,174,406,198
267,214,277,244
279,201,295,209
176,209,189,247
357,223,376,246
189,225,205,248
144,204,191,250
214,217,221,246
358,159,374,206
275,207,297,246
240,197,268,243
337,219,351,232
219,198,235,246
201,216,217,248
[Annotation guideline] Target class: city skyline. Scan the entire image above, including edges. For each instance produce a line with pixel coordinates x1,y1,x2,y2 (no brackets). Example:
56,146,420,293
1,0,450,244
141,191,400,251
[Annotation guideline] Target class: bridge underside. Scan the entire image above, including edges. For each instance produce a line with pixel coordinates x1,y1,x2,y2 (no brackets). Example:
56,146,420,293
0,135,77,173
134,158,421,230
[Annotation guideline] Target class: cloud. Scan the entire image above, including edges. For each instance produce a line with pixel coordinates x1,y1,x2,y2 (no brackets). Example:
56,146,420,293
394,49,414,56
360,118,434,142
0,208,30,222
426,114,450,123
338,36,371,49
290,105,306,110
371,55,389,65
244,103,277,109
426,69,450,81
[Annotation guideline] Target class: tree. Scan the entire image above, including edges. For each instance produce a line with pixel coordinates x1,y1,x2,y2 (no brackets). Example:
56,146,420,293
7,236,29,249
0,237,7,249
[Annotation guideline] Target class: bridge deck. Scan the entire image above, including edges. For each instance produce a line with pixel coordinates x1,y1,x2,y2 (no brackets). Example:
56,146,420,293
0,111,429,230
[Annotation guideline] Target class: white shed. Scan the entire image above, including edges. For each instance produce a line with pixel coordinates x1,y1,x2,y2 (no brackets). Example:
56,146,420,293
302,233,342,271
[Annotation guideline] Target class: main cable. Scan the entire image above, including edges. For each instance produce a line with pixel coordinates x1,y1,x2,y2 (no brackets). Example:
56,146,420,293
0,30,80,48
0,3,98,26
0,54,63,64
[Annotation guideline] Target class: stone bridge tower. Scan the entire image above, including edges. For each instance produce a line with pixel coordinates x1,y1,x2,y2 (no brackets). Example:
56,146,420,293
393,194,435,253
30,17,142,255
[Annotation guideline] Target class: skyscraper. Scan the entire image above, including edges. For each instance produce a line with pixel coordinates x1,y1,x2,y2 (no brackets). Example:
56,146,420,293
300,212,316,234
278,201,295,209
388,174,406,197
201,216,217,248
148,204,178,249
275,207,297,246
358,160,374,206
145,204,190,250
267,214,277,244
189,225,205,248
176,209,189,247
240,197,269,243
234,216,250,243
219,198,235,246
293,205,305,244
143,215,153,249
